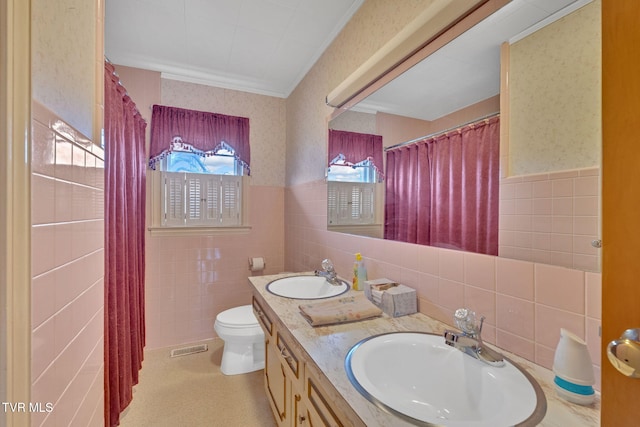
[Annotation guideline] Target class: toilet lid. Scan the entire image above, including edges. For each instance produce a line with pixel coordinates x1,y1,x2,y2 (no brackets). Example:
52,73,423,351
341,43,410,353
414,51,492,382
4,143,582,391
216,305,259,328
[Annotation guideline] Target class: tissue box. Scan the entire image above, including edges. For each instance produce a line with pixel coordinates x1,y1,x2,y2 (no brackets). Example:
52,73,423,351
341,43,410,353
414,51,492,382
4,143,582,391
364,279,417,317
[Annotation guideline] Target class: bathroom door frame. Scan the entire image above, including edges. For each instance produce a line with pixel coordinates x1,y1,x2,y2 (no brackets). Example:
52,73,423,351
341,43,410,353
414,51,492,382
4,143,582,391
0,0,32,426
601,0,640,425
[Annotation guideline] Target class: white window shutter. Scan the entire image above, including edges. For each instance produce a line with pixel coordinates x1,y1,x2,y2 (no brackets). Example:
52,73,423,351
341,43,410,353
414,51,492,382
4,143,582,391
186,175,202,222
327,181,375,225
360,184,375,222
203,176,220,223
220,176,241,226
327,183,338,225
163,172,186,226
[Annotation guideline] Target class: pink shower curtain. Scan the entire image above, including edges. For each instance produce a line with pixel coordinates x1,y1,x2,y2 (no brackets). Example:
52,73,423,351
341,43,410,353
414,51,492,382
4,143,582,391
385,116,499,255
104,61,147,427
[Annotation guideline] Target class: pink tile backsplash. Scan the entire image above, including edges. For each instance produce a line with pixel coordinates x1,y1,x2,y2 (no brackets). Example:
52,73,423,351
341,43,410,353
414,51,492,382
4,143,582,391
499,167,601,272
31,102,105,425
284,179,602,391
535,304,585,348
144,185,285,349
496,294,534,340
496,257,534,300
496,330,535,361
535,263,584,314
463,252,495,290
439,249,464,282
585,272,602,319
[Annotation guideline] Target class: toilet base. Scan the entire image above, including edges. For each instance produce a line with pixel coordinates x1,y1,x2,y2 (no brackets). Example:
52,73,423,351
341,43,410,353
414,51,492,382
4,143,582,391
220,340,265,375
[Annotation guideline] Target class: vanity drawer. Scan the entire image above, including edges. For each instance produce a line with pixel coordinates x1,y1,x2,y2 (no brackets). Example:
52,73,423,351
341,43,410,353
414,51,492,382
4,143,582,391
252,296,273,336
304,365,345,427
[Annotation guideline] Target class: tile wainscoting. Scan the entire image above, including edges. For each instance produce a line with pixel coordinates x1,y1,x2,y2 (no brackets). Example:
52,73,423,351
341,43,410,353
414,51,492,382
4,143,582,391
284,179,602,390
499,166,601,272
31,102,105,426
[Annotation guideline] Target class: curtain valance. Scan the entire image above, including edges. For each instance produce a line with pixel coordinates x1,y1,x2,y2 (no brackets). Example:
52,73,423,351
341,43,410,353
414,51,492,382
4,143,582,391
328,129,384,180
149,104,250,173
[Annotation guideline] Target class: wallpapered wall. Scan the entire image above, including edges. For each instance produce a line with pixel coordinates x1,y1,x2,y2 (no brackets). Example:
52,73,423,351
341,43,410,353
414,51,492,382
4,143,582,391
509,0,601,176
32,0,100,139
286,0,436,187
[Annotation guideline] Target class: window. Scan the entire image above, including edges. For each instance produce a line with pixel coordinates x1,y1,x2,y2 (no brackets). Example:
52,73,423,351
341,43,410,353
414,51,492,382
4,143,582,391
327,181,376,225
326,130,384,227
327,158,377,225
160,140,243,227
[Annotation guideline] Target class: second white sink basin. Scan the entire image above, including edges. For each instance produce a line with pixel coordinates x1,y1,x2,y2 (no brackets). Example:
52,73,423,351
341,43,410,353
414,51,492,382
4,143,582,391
266,275,349,299
346,332,546,426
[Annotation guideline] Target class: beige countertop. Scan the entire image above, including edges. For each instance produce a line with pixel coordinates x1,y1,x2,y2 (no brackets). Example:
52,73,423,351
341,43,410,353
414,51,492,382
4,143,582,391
249,272,600,426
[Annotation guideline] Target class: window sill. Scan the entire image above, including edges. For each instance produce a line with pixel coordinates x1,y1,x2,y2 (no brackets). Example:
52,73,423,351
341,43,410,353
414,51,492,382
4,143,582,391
148,225,252,237
328,223,382,230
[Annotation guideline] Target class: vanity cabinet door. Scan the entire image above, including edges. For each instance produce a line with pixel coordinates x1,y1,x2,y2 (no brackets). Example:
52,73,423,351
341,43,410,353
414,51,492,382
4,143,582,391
293,388,309,426
265,336,290,427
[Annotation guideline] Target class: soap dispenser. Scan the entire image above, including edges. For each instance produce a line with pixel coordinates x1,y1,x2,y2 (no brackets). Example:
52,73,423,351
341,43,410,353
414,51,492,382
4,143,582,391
552,328,595,405
352,253,367,291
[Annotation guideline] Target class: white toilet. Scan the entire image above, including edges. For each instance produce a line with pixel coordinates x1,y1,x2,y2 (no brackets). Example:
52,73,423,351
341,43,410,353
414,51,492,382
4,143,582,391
214,305,265,375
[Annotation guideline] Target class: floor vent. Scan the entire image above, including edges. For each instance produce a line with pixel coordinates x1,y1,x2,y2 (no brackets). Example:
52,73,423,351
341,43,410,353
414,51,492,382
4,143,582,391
170,344,208,358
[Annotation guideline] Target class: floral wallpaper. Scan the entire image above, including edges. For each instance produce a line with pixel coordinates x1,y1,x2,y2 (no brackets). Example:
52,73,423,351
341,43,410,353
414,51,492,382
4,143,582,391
32,0,98,139
509,0,601,176
286,0,435,186
162,79,287,187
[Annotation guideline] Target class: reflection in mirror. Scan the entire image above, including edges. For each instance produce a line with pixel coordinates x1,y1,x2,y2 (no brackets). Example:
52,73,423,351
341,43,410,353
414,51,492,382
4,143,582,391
326,129,384,238
327,0,601,272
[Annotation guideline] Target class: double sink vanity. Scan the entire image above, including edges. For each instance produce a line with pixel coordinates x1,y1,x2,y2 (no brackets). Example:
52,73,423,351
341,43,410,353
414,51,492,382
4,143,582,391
249,273,600,426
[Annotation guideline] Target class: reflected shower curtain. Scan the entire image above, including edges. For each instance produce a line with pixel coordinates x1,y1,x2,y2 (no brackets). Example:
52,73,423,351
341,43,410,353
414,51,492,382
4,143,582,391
385,116,499,255
104,61,147,427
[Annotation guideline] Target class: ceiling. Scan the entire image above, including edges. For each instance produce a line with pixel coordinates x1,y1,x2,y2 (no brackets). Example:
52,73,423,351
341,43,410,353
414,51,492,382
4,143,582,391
106,0,591,111
105,0,364,98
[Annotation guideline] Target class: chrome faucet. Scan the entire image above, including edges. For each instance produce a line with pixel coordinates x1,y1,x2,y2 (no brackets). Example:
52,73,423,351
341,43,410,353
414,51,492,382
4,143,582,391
443,308,505,367
314,259,341,286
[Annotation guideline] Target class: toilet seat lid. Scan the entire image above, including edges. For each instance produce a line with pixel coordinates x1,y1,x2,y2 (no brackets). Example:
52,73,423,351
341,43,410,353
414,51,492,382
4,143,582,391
216,305,258,328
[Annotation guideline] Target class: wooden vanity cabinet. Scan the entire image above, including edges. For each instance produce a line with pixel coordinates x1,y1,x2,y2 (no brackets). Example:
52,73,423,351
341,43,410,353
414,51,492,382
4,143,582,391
253,295,365,427
254,296,304,427
303,362,349,426
254,297,289,426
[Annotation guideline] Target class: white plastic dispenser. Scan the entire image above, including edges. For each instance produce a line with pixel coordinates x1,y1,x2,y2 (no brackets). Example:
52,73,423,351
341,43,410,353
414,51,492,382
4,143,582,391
552,328,595,405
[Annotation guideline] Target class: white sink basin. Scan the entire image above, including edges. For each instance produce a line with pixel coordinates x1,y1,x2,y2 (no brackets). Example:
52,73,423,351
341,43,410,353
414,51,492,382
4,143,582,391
266,275,349,299
345,332,546,426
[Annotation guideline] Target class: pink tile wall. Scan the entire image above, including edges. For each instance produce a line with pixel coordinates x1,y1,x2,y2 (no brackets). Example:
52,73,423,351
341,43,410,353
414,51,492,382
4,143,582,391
31,102,105,426
499,167,601,272
284,179,602,390
144,185,285,349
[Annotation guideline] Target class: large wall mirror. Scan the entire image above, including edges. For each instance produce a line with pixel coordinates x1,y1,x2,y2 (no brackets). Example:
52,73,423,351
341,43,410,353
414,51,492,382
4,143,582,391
327,0,601,272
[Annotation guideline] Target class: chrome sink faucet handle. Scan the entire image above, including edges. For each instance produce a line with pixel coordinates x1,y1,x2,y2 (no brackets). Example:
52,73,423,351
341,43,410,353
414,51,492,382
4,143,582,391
315,259,340,285
454,308,483,337
321,259,335,274
445,308,505,367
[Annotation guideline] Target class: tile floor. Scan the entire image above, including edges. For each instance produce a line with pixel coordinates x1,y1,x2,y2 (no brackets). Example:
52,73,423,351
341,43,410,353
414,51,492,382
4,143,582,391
119,339,276,427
